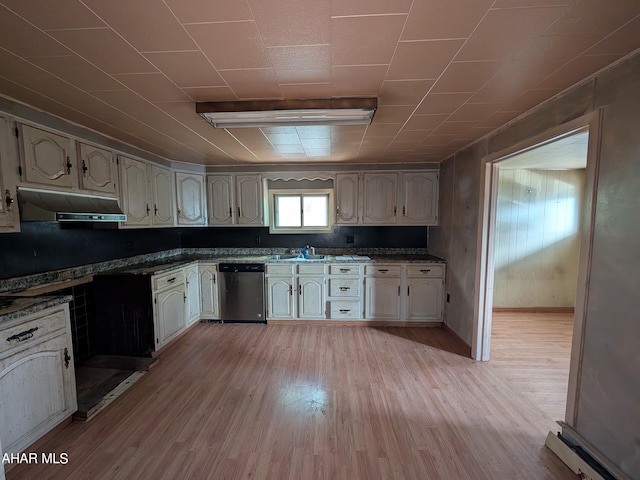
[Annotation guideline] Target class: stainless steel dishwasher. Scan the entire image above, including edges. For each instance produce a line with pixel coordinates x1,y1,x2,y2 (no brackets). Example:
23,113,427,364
218,263,266,323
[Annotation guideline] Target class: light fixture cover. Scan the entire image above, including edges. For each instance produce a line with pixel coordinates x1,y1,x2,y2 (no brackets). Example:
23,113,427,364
196,98,377,128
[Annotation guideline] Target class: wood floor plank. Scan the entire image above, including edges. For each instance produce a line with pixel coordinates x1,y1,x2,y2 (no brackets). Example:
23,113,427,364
6,322,576,480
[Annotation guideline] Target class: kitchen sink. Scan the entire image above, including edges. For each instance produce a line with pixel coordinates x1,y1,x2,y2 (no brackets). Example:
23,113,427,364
268,254,326,261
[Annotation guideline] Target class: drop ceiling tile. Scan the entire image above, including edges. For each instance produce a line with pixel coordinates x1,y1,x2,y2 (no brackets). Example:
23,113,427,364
280,83,334,99
1,0,105,30
448,102,502,122
404,114,449,130
81,0,196,52
49,28,157,74
296,126,332,139
456,7,567,62
387,40,464,80
0,8,71,57
219,69,282,99
431,61,499,93
505,88,558,111
144,51,225,88
226,129,273,150
373,106,415,124
0,49,49,79
420,134,459,146
394,130,429,143
379,80,435,105
164,0,253,24
545,1,640,36
187,22,270,70
469,73,538,104
416,93,473,114
535,54,622,90
250,0,330,46
331,0,412,16
586,15,640,55
432,121,476,135
91,90,156,114
402,0,493,41
113,73,191,102
475,110,520,129
28,55,124,92
331,65,387,96
332,15,406,65
492,0,573,6
365,123,402,137
268,45,331,83
182,86,237,102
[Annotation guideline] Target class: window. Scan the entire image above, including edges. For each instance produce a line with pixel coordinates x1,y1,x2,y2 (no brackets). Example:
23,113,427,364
269,189,334,233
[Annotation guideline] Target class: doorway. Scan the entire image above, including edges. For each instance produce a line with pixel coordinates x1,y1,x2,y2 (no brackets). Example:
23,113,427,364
473,111,603,425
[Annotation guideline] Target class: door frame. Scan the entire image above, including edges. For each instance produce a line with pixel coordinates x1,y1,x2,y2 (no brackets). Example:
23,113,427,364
472,109,603,426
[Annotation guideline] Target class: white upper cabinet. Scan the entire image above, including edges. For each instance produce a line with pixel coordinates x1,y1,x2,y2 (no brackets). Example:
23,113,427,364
120,155,151,227
335,173,359,224
400,171,439,225
77,142,118,196
207,173,263,226
20,124,75,189
176,172,206,226
150,164,175,227
362,173,398,224
0,119,19,233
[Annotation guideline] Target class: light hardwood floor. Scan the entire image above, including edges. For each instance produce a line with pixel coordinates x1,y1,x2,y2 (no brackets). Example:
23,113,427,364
6,321,576,480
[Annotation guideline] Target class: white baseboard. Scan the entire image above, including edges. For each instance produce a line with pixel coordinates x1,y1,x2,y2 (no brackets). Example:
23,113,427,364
545,432,611,480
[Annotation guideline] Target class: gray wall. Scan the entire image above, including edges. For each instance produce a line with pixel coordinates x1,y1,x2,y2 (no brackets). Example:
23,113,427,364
430,52,640,478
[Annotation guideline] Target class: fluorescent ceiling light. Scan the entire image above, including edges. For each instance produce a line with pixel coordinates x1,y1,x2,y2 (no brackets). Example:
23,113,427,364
196,98,377,128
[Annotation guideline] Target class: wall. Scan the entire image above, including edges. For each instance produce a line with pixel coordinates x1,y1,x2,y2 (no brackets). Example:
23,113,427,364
493,169,584,308
430,52,640,478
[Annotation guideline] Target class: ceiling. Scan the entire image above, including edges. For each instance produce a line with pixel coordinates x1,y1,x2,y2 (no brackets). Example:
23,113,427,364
0,0,638,167
500,129,588,170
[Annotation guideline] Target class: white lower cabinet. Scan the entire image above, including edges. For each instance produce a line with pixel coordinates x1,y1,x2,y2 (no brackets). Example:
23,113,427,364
199,263,219,320
364,264,402,321
405,264,445,321
266,264,325,320
326,264,362,320
0,305,76,456
185,264,201,325
266,275,295,319
153,269,186,350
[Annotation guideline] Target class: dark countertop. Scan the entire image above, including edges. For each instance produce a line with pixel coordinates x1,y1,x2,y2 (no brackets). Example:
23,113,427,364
0,295,73,324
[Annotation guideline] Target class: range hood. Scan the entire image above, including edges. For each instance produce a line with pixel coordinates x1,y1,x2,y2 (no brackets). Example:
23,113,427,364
18,187,127,222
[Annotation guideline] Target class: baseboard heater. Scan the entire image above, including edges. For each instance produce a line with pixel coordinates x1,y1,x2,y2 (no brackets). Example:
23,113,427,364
545,423,631,480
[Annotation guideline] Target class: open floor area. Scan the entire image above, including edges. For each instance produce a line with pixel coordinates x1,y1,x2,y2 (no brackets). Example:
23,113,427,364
6,320,575,480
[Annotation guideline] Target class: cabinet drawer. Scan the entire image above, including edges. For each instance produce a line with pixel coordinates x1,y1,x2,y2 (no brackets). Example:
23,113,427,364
328,301,361,319
364,265,402,276
329,278,361,297
406,264,444,278
153,269,185,291
297,264,325,275
1,307,67,356
328,264,362,275
266,264,295,275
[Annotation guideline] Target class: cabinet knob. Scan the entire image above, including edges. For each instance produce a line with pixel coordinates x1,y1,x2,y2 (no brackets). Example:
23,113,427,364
64,348,71,369
65,156,72,174
5,189,14,212
82,159,88,175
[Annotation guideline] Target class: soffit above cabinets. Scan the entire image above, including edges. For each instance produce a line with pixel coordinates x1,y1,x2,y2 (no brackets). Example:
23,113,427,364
0,0,638,166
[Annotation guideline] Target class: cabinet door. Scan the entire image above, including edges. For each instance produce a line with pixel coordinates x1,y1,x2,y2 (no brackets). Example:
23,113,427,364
207,175,234,225
235,174,263,225
155,285,186,349
185,265,201,325
0,123,19,233
150,165,175,226
406,278,443,321
120,156,151,227
78,142,117,196
199,264,219,319
266,276,294,319
401,171,438,225
20,124,75,188
362,173,397,224
297,276,325,319
176,172,206,226
335,173,359,224
364,277,401,320
0,333,76,454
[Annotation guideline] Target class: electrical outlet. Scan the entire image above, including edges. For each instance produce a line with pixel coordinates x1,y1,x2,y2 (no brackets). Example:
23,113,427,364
255,236,261,245
346,235,354,244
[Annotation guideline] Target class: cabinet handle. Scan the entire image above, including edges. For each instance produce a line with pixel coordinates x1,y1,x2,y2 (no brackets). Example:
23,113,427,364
237,207,241,218
177,208,182,216
82,160,88,175
339,309,351,314
289,285,293,296
378,269,389,273
184,294,187,302
339,286,350,291
167,277,177,283
5,189,14,212
339,268,351,273
229,207,232,218
419,269,431,274
146,203,150,215
154,204,158,215
213,274,216,285
7,327,39,342
298,284,302,295
65,156,72,174
407,286,410,296
394,206,397,216
64,347,71,369
403,206,406,216
397,285,400,296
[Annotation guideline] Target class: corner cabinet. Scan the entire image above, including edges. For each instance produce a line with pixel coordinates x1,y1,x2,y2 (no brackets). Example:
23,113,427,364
0,118,19,233
207,173,263,226
185,264,201,325
199,263,219,320
176,172,207,226
0,304,77,455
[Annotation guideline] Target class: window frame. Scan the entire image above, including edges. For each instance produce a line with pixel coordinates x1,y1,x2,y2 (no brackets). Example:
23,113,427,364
268,188,335,234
